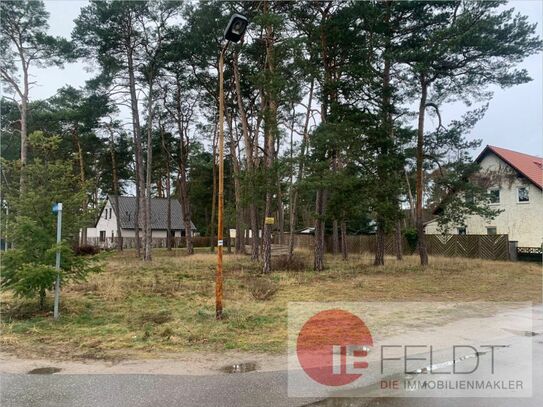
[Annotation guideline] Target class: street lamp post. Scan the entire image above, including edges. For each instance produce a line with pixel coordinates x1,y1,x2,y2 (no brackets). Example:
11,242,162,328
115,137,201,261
216,13,248,320
52,202,63,320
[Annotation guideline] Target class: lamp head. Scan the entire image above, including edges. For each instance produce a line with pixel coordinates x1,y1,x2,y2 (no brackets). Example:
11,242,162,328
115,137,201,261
224,13,248,43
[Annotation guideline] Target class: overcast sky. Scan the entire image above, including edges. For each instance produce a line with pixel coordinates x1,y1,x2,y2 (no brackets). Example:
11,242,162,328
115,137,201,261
29,0,543,158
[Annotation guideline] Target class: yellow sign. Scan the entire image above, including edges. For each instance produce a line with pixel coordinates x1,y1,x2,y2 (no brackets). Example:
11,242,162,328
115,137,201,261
265,217,275,225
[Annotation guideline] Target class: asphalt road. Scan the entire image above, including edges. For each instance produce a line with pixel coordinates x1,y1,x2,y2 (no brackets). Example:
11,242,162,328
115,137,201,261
310,310,543,407
2,306,541,407
0,370,319,407
2,336,540,407
360,347,543,407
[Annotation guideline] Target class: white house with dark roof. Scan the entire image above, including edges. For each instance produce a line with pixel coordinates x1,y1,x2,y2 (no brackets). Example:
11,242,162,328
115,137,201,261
85,195,197,244
425,145,543,248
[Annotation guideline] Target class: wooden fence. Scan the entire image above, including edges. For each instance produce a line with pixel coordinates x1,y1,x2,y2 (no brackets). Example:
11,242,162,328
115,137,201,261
87,233,511,261
270,233,409,256
86,236,212,249
272,233,510,261
425,234,509,261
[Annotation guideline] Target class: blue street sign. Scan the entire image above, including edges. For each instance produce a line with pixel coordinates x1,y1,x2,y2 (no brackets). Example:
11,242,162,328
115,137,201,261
52,203,63,213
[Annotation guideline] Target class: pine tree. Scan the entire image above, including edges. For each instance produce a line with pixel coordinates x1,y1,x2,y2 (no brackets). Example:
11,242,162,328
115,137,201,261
0,0,72,191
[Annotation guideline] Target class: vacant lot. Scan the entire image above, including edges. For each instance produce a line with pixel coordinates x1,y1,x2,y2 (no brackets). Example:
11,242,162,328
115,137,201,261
1,250,541,360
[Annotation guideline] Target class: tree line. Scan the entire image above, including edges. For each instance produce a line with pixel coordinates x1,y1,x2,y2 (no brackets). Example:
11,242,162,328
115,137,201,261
1,0,540,277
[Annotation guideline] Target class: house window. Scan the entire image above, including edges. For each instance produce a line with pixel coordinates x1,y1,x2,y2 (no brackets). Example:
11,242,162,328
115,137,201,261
99,230,106,242
517,187,529,203
109,208,113,219
457,227,467,235
104,209,108,220
486,227,497,235
488,189,500,204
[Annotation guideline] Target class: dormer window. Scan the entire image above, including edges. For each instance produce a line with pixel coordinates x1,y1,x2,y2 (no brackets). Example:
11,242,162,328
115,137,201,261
517,186,529,203
488,188,500,204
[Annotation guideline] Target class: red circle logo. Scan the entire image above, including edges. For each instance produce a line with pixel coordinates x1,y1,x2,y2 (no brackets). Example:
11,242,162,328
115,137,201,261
296,309,373,386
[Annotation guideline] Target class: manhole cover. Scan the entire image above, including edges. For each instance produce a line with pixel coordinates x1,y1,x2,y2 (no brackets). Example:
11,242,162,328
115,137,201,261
28,367,62,375
220,362,257,374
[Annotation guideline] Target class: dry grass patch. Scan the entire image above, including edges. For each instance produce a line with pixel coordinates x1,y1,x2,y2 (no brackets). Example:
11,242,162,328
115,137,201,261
1,249,540,360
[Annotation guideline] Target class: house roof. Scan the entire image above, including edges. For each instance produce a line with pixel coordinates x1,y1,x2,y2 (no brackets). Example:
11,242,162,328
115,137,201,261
103,195,196,231
476,145,542,190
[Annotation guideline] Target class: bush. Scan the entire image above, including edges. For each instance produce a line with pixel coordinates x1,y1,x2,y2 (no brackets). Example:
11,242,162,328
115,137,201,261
2,248,102,310
273,255,308,272
248,278,278,301
1,218,103,310
1,141,101,310
404,228,418,253
74,245,100,256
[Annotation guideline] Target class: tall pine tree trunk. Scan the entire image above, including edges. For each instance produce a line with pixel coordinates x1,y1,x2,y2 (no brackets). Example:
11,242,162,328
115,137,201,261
314,190,326,271
109,128,123,251
227,116,245,254
313,5,333,271
19,62,29,193
175,75,193,255
277,183,284,245
332,219,339,255
262,0,277,274
160,122,172,251
374,6,393,267
143,80,154,261
249,205,259,260
234,43,260,260
262,190,273,273
416,77,429,266
127,50,145,258
405,170,416,225
72,129,87,246
340,220,348,260
395,219,403,261
233,50,254,257
374,221,385,266
288,79,314,261
209,127,217,253
178,163,193,254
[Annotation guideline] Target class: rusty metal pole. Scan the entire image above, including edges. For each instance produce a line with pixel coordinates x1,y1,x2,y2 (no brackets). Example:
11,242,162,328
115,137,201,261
216,44,227,320
216,14,247,320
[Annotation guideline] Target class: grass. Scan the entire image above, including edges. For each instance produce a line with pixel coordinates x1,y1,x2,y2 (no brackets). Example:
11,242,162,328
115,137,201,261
0,249,541,360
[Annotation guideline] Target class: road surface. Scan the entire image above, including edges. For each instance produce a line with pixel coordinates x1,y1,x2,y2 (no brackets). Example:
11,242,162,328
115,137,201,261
2,306,541,407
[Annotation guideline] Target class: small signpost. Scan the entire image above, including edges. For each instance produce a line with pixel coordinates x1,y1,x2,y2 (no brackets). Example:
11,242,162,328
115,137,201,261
265,217,275,225
52,203,62,320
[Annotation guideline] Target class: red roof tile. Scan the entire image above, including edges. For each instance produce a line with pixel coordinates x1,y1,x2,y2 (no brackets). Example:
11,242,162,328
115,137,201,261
476,145,543,189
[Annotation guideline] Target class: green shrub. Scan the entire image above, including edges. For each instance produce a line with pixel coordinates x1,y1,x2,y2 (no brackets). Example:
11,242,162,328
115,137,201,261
1,220,102,309
248,278,278,301
273,255,308,271
404,227,418,253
